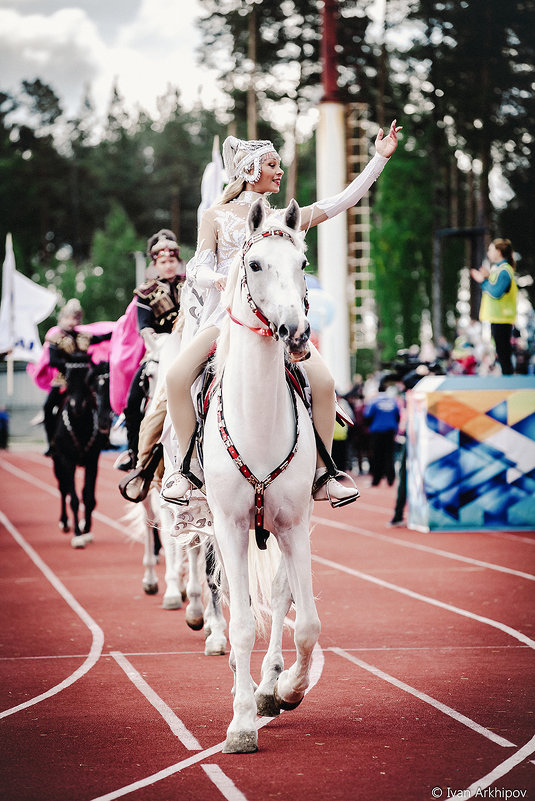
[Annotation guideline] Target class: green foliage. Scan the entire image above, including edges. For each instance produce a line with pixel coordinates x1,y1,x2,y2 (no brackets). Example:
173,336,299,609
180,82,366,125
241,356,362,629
353,348,377,380
1,0,533,360
371,138,434,361
86,202,145,320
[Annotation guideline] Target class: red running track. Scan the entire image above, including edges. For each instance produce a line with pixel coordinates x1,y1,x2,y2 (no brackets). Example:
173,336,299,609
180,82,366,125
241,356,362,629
0,448,534,801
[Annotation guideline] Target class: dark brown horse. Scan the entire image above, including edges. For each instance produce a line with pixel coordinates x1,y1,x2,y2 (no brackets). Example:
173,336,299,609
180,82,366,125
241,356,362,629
52,359,112,548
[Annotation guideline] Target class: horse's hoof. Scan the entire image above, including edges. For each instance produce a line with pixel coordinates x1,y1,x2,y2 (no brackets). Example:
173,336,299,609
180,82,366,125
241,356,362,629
186,615,204,631
273,680,303,711
255,692,281,718
71,536,86,549
143,582,158,595
162,595,182,610
82,532,93,544
204,634,226,656
222,730,258,754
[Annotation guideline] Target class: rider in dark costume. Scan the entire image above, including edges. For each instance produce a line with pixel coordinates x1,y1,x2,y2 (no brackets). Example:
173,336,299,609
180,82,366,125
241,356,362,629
44,299,112,456
116,230,186,471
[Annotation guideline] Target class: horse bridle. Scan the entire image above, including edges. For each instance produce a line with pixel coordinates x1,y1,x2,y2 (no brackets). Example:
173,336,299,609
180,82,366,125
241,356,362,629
226,228,309,340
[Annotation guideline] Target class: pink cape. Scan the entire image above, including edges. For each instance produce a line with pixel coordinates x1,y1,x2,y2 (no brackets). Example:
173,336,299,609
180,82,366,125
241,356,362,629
26,321,116,393
109,299,146,415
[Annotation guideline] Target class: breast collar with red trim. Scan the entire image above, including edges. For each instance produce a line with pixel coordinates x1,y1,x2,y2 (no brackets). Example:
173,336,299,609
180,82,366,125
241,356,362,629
216,372,300,551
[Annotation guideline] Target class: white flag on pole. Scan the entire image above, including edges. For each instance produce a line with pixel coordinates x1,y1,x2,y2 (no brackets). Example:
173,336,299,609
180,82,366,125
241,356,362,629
0,234,57,362
197,135,225,228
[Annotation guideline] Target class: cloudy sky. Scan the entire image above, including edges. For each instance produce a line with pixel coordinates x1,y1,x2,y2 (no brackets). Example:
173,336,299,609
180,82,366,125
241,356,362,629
0,0,225,120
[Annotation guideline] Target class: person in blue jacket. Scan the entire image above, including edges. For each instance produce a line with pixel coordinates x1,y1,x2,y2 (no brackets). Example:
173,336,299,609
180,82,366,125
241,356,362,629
364,381,400,487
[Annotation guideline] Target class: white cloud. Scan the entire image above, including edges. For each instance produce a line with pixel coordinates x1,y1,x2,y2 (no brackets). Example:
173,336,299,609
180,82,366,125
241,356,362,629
0,9,106,110
0,1,224,121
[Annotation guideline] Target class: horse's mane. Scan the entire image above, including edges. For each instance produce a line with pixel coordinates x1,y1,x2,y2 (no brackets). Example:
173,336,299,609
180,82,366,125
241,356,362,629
214,210,306,382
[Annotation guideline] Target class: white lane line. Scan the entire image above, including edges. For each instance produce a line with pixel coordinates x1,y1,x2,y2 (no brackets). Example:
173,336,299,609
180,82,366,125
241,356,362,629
202,764,250,801
485,530,535,545
331,647,516,749
0,511,104,719
110,651,202,750
312,515,535,581
312,553,535,649
463,734,535,798
90,638,324,801
1,459,60,496
87,715,285,801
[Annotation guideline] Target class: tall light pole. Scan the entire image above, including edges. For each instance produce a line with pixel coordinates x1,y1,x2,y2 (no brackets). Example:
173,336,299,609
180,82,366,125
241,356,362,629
316,0,351,391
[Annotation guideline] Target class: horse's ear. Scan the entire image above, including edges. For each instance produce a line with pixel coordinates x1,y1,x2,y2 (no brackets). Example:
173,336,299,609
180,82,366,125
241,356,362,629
247,198,265,235
284,199,301,232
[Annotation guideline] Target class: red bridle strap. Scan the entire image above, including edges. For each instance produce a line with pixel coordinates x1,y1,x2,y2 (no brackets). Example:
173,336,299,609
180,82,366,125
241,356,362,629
225,306,275,338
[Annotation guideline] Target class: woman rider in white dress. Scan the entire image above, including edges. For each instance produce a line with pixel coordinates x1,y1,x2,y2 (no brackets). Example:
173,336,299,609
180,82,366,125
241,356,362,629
162,121,401,506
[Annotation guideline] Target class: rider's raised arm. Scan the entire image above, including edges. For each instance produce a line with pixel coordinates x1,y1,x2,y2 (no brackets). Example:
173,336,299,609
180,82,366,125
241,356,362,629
299,119,401,232
186,209,219,289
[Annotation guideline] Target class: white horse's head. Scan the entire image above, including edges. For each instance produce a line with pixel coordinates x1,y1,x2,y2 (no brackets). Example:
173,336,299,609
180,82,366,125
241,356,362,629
236,197,311,360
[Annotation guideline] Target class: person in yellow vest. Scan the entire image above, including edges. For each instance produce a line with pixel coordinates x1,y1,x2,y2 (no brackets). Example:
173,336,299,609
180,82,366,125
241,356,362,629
471,238,518,375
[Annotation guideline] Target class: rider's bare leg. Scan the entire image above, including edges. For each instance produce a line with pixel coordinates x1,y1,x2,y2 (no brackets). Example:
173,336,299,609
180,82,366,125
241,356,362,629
161,326,219,503
304,344,359,506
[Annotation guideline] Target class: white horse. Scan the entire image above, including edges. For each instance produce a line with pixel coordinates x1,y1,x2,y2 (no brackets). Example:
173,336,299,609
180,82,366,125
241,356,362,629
201,198,320,753
127,324,227,655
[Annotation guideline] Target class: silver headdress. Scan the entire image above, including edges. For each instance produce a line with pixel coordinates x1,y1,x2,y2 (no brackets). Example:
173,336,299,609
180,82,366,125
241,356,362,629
147,229,179,259
222,135,280,184
59,298,83,323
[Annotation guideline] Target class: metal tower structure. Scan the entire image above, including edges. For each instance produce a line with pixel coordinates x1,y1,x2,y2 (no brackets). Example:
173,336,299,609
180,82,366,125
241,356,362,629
345,103,375,354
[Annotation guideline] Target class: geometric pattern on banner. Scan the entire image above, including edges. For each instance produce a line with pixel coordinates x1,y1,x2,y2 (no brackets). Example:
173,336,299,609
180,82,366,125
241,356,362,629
424,389,535,529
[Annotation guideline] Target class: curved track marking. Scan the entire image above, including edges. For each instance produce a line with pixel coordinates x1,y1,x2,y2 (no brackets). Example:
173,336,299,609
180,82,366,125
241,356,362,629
89,641,324,801
331,648,516,748
312,554,535,649
202,764,250,801
0,511,104,719
464,735,535,798
312,515,535,581
111,652,202,750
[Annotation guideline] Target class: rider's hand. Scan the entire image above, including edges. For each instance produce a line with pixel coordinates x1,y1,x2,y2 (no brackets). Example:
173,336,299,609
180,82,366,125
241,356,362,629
375,120,402,158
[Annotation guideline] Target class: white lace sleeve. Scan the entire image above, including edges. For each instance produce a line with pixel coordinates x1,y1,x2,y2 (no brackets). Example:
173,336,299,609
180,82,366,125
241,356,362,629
315,153,388,219
187,248,218,289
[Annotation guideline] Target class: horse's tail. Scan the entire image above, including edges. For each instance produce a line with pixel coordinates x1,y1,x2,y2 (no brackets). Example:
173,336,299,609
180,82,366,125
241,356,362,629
119,489,161,543
247,530,283,639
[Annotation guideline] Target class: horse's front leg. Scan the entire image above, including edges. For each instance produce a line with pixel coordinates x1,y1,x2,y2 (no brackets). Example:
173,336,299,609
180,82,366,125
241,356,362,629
159,503,183,609
54,459,76,536
255,556,291,716
142,495,158,595
215,517,257,754
185,537,204,630
63,466,83,544
59,488,70,533
81,455,98,540
203,540,227,656
273,527,320,711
